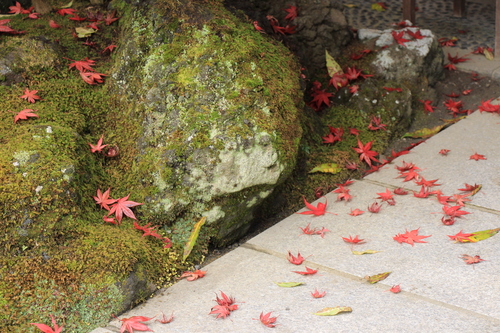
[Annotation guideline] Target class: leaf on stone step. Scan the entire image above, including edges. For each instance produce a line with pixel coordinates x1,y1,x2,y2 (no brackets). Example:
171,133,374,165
182,216,206,261
325,50,342,77
275,282,304,288
484,49,494,60
314,306,352,316
441,116,467,125
352,250,381,255
402,125,445,138
364,272,391,284
467,227,500,243
75,27,96,38
309,163,342,174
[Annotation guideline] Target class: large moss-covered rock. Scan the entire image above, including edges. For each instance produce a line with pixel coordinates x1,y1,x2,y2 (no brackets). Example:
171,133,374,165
107,0,304,245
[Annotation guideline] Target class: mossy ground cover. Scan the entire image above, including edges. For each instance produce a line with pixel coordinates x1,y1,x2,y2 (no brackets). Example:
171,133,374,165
0,2,196,331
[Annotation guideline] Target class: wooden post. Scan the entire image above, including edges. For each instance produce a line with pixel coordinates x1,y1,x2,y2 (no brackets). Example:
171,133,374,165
453,0,466,17
402,0,415,24
496,0,500,57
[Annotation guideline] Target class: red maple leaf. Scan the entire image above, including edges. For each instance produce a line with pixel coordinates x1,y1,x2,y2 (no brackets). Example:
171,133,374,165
253,21,265,33
287,251,305,265
439,149,450,155
13,108,38,123
69,14,87,21
344,66,363,81
393,228,431,246
315,227,330,238
353,139,379,167
398,169,421,182
441,216,455,225
349,208,364,216
349,85,359,94
56,7,77,16
389,284,401,293
383,86,402,92
342,235,365,244
292,266,317,275
9,1,30,14
444,63,457,71
210,305,231,319
180,269,207,281
297,197,334,216
392,30,410,45
442,205,470,218
458,183,481,195
88,134,108,153
445,92,460,98
329,73,348,90
214,291,238,310
108,194,143,223
345,161,359,170
438,37,457,46
80,71,107,85
368,115,387,131
461,254,485,265
413,186,431,198
118,315,154,333
105,10,120,25
406,29,424,39
283,5,298,20
367,201,382,213
0,19,21,34
444,99,463,116
30,315,63,333
448,230,474,242
322,133,337,144
376,189,395,205
470,152,486,161
49,20,61,28
93,188,117,210
419,99,436,113
393,188,408,195
309,84,332,111
415,177,440,187
102,44,117,54
255,311,279,328
300,223,317,235
349,127,360,136
478,98,500,113
20,88,40,103
67,57,96,72
311,289,326,298
448,52,470,64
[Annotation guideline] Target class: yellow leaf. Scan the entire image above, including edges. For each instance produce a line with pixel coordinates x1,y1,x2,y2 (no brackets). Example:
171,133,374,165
467,227,500,243
309,163,342,174
275,282,304,288
484,49,494,60
371,3,385,11
75,27,96,38
325,50,342,77
61,0,73,8
441,116,466,125
182,217,206,261
364,272,391,284
352,250,381,255
402,125,445,138
314,306,352,316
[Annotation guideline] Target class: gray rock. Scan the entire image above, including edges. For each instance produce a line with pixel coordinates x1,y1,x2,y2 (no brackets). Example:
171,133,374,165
371,28,444,85
108,0,304,245
357,28,383,41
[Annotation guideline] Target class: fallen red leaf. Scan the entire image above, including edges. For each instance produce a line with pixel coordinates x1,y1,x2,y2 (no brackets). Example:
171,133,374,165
255,311,278,328
376,189,395,205
461,254,485,265
393,228,431,246
415,177,441,187
442,205,470,218
439,149,450,155
353,139,379,167
49,20,61,28
383,86,402,92
287,251,306,265
180,269,206,281
13,108,38,123
93,188,117,210
389,284,401,293
448,52,470,64
297,197,334,216
209,305,231,319
20,88,40,103
300,223,317,235
292,266,317,275
105,10,120,25
368,115,387,131
348,208,364,216
108,194,143,223
367,202,382,213
448,230,474,242
342,235,365,244
118,315,154,333
392,30,410,45
253,21,265,33
283,5,298,21
413,186,431,198
393,188,408,195
88,134,108,153
56,7,77,15
469,152,486,161
315,227,330,238
478,98,500,113
155,311,174,324
311,288,326,298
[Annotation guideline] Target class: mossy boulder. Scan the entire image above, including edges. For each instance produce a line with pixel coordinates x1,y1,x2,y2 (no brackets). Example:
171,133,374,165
106,0,304,245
